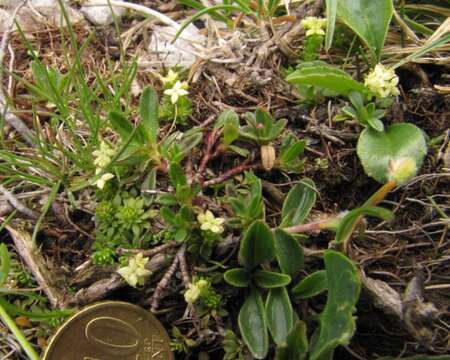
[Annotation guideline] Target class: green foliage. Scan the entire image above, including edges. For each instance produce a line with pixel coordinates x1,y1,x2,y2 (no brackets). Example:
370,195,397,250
303,34,324,61
342,91,386,131
240,109,287,145
94,192,154,254
253,270,291,289
281,179,316,227
224,268,251,288
274,229,304,278
275,321,309,360
223,329,246,360
139,86,159,144
357,123,428,184
336,0,393,62
229,172,265,227
291,270,327,299
310,250,361,360
334,206,394,244
238,289,268,359
91,248,116,266
277,134,306,173
239,221,275,269
286,63,365,97
265,287,294,346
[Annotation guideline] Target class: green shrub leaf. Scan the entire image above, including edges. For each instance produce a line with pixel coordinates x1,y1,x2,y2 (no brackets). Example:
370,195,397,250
336,0,393,62
253,270,291,289
239,221,275,269
274,229,304,277
275,321,309,360
139,86,159,144
238,289,268,359
357,123,427,184
224,268,251,287
286,64,365,96
291,270,327,299
265,287,294,346
281,179,316,227
0,244,11,287
310,250,361,360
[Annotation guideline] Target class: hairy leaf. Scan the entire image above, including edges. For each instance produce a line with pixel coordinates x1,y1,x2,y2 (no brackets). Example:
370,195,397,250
139,86,159,144
253,270,291,289
224,268,251,287
281,179,316,227
336,0,393,62
239,221,275,269
238,289,268,359
310,250,361,360
291,270,327,299
286,64,365,96
265,287,293,346
357,123,427,184
274,229,304,277
275,321,309,360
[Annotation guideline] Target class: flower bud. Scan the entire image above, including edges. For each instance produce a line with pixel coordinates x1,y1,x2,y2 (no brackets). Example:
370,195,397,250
261,144,276,171
388,157,417,184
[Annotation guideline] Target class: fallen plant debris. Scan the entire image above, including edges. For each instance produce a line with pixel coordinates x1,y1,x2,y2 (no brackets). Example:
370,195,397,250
0,0,449,359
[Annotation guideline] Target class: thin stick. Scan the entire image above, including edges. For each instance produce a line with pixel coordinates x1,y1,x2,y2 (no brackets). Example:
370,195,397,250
177,243,191,288
150,255,179,312
0,1,35,145
117,241,177,257
0,186,39,220
202,163,256,187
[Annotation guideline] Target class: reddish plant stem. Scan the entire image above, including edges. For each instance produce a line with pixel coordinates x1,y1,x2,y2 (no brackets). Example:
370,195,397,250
198,129,221,182
283,220,330,234
177,243,191,288
202,163,257,188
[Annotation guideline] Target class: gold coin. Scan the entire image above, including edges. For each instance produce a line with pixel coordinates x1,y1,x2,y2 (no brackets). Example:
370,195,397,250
43,301,174,360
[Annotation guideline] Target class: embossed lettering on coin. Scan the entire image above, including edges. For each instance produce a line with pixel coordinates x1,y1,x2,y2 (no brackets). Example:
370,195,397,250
43,301,174,360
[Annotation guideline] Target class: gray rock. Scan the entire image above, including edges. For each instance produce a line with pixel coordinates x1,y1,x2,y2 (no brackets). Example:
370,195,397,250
81,0,126,26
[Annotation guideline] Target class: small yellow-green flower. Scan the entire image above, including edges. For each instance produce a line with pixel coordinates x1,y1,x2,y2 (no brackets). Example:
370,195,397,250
197,210,225,234
117,253,152,287
93,141,115,168
301,17,327,37
159,69,179,85
94,172,114,189
364,64,400,98
389,157,417,184
164,81,189,104
184,279,209,304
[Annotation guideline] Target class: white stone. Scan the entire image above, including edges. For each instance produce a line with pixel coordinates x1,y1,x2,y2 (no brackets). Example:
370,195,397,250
146,24,206,69
81,0,126,26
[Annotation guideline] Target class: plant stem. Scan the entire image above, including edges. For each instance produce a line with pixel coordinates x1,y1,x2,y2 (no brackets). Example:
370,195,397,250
0,304,40,360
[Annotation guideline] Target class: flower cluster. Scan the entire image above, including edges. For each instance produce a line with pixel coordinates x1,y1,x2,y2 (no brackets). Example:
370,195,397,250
389,157,417,184
364,64,400,98
92,141,115,189
197,210,225,234
301,17,327,37
117,253,152,287
184,279,209,304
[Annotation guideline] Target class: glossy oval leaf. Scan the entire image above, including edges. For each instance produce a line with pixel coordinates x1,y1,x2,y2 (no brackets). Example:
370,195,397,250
238,289,268,359
336,0,393,62
239,221,275,269
275,321,309,360
274,229,304,277
265,287,294,346
281,179,316,227
357,123,427,184
335,206,394,244
310,250,361,360
224,268,251,288
253,270,291,289
139,86,159,144
291,270,327,300
286,65,365,96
